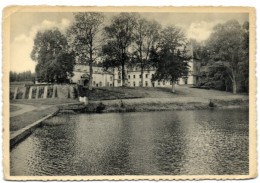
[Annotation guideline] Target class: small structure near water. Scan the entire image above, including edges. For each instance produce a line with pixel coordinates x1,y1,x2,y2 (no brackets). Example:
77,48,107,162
79,96,88,105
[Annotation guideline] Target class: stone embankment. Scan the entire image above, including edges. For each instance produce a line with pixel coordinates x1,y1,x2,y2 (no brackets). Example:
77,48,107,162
10,84,78,100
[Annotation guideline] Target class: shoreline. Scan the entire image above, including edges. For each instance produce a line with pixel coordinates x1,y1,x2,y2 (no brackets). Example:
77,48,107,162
10,97,248,148
60,98,249,113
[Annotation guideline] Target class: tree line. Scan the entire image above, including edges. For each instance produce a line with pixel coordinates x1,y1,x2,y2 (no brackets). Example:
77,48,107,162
10,71,35,82
30,12,249,93
191,20,249,93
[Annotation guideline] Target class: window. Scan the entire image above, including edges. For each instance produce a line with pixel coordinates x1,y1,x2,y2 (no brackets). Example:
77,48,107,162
133,75,135,79
151,74,154,79
163,80,165,85
128,75,130,79
145,81,148,86
118,80,121,84
110,76,112,81
139,81,142,86
118,75,121,79
133,81,136,87
139,75,141,78
158,81,160,86
146,74,148,78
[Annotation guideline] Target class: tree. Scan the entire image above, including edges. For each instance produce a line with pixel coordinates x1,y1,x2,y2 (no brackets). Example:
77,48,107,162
152,25,189,92
10,71,35,82
190,39,211,66
102,13,137,86
132,17,161,86
207,20,247,94
67,12,104,90
239,21,249,92
31,29,75,83
206,63,232,91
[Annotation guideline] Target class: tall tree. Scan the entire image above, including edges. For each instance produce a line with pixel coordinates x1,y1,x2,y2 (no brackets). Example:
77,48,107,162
31,29,75,83
132,17,161,86
239,21,249,92
102,13,137,86
207,19,247,94
152,25,189,92
67,12,104,90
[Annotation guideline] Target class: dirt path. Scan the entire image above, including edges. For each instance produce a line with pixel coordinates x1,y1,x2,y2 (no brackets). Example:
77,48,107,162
10,104,37,118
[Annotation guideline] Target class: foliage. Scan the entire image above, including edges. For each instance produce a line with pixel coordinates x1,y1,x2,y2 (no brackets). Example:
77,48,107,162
102,13,138,86
31,29,75,83
238,21,249,92
67,12,104,89
131,17,161,86
206,63,232,91
206,19,248,93
151,25,190,90
190,39,210,66
10,71,35,82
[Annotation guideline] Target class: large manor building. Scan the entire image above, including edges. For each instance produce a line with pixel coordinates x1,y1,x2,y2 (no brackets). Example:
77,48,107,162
70,57,200,88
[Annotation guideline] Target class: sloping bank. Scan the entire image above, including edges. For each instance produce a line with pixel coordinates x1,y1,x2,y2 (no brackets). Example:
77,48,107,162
75,96,249,113
10,101,82,148
10,96,248,147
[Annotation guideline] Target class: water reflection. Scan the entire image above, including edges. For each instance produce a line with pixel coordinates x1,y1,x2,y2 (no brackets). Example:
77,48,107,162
11,109,249,175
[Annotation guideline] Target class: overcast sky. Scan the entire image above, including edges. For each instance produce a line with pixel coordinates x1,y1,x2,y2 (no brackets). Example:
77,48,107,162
10,12,248,72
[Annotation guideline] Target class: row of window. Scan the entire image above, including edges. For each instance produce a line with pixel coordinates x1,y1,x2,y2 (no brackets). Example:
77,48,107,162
93,81,102,87
131,80,167,87
85,79,168,86
117,73,153,80
128,74,152,79
93,81,113,87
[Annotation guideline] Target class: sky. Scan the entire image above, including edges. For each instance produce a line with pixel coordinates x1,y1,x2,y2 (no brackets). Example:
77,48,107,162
10,12,248,73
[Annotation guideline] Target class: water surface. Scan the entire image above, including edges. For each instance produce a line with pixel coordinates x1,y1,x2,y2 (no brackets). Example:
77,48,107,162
11,109,249,175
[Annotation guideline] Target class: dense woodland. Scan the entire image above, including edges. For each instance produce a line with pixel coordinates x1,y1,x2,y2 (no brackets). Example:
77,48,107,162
11,12,249,94
10,71,35,83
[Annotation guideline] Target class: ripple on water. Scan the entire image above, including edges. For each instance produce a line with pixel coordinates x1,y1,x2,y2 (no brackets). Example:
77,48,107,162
11,109,249,176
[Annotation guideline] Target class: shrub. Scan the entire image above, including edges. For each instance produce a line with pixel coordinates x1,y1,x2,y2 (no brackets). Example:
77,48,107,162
209,100,215,107
96,102,106,113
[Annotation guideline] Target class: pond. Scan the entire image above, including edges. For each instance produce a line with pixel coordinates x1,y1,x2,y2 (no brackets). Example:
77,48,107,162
10,109,249,176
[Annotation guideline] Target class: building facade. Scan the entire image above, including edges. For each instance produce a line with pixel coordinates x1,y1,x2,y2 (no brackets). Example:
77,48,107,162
71,65,114,87
71,59,198,88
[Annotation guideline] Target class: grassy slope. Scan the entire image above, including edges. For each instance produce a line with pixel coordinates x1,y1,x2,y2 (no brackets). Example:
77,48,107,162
10,98,79,132
9,86,248,131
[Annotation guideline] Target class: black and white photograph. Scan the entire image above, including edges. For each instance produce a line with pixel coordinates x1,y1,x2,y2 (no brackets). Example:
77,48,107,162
3,6,256,180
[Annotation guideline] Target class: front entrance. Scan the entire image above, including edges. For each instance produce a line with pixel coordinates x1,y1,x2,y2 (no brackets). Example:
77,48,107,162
84,79,89,86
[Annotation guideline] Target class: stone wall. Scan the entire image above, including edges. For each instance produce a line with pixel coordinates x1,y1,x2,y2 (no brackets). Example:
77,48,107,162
10,84,78,100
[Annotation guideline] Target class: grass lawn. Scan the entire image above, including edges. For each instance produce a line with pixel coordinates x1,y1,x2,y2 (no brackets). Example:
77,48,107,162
10,106,58,132
9,85,248,132
10,98,79,106
10,98,80,132
10,81,34,87
10,105,22,112
85,85,245,101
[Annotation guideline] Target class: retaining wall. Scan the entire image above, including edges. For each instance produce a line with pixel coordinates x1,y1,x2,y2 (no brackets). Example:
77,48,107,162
10,84,78,100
